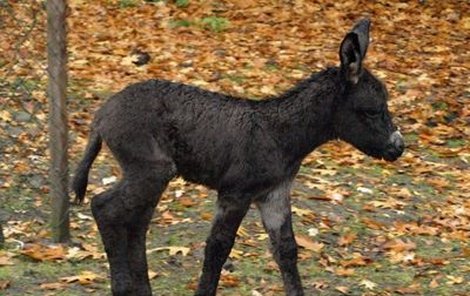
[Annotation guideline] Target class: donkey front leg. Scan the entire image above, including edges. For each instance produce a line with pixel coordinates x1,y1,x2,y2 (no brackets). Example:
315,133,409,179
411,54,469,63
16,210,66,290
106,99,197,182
195,194,251,296
257,181,304,296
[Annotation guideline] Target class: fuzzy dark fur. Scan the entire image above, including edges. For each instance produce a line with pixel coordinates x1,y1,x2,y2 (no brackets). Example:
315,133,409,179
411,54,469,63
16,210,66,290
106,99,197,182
73,19,404,296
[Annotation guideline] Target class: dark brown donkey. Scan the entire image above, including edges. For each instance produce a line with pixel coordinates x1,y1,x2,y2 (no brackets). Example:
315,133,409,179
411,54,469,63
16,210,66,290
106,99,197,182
73,19,404,296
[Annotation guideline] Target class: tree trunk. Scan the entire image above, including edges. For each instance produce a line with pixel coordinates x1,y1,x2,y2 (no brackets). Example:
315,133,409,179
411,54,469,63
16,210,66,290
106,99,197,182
47,0,70,243
0,223,4,249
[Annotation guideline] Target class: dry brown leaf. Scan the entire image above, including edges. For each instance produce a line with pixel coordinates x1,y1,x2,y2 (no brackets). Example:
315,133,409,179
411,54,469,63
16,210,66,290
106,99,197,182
335,286,349,294
200,212,213,221
178,196,196,207
0,280,10,290
60,271,104,285
335,267,355,276
338,232,357,247
395,283,421,295
340,255,370,268
295,235,324,252
40,282,68,290
445,275,464,285
0,252,14,266
148,270,159,280
383,238,417,252
146,246,190,256
20,243,65,261
429,277,440,289
220,274,240,287
361,217,386,230
291,206,315,218
360,279,377,290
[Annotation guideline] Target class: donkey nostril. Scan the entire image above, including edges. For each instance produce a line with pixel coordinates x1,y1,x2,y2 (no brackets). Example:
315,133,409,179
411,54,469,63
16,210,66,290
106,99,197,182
396,138,404,151
390,131,404,151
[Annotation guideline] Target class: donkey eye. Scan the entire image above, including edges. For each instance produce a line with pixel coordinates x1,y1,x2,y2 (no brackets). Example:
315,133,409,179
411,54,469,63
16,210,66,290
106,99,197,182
363,109,381,118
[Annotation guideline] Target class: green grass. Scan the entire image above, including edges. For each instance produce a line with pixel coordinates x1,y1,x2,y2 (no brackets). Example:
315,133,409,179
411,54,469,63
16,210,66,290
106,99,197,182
445,138,465,148
169,19,192,29
168,15,230,32
0,258,108,295
175,0,189,7
118,0,139,8
201,16,230,32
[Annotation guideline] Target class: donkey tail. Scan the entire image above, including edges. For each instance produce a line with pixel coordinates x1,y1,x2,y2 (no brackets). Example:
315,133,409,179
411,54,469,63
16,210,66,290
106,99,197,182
72,130,102,204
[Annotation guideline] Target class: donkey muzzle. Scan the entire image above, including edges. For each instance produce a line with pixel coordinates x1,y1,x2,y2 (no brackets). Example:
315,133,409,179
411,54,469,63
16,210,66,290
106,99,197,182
383,130,405,161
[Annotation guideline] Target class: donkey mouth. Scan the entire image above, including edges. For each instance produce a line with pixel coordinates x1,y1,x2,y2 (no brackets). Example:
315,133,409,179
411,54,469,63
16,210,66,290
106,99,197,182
381,146,404,162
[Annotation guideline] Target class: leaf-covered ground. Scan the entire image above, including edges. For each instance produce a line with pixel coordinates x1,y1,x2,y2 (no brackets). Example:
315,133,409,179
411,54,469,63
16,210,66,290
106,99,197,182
0,0,469,295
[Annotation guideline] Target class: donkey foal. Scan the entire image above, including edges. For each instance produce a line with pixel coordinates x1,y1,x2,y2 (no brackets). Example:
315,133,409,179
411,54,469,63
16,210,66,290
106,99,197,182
73,19,404,296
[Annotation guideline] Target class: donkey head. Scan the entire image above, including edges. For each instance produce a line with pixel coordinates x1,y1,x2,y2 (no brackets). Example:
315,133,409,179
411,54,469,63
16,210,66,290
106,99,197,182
334,19,404,161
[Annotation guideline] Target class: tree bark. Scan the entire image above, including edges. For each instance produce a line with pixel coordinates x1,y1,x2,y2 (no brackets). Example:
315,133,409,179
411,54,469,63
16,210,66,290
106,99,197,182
0,223,4,249
47,0,70,243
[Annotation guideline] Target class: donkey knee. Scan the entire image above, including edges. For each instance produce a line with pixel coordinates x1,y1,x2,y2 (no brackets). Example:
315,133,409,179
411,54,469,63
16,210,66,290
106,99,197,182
91,191,127,225
277,236,298,262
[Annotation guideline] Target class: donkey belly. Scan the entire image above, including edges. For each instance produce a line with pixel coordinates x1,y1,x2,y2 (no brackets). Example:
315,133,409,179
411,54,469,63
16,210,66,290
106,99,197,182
175,158,224,189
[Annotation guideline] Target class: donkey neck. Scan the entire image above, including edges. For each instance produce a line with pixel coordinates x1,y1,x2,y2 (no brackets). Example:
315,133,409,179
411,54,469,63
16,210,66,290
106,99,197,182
260,67,342,161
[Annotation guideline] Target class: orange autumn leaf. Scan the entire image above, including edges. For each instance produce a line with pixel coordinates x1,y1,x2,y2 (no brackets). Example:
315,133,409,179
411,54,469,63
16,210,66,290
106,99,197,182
335,267,355,276
60,271,104,285
220,274,240,287
40,282,68,290
295,235,324,252
339,255,371,268
20,243,65,261
338,232,357,246
383,239,417,252
0,251,15,266
0,280,10,290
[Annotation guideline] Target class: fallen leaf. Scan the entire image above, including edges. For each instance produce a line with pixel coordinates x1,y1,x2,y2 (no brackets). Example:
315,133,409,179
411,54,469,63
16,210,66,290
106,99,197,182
340,255,370,267
146,246,190,256
220,274,240,287
395,283,421,295
429,278,439,289
237,226,249,237
357,187,373,194
383,238,417,252
178,196,196,207
229,248,244,259
335,267,355,276
361,217,386,230
0,280,10,290
291,206,315,217
60,271,104,285
295,235,324,252
445,275,464,285
312,280,328,290
40,282,68,290
307,227,319,237
0,252,14,266
335,286,349,294
200,212,213,221
360,279,377,290
148,270,159,279
338,232,357,246
20,243,65,261
0,110,12,122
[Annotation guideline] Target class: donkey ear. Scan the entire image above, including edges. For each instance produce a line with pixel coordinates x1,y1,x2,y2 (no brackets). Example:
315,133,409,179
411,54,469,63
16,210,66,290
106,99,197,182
339,19,371,84
351,19,370,58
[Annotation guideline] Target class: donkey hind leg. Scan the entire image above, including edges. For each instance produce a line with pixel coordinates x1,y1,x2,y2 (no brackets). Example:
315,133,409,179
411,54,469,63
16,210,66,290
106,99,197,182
257,181,304,296
195,194,251,296
127,207,159,296
91,136,175,296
